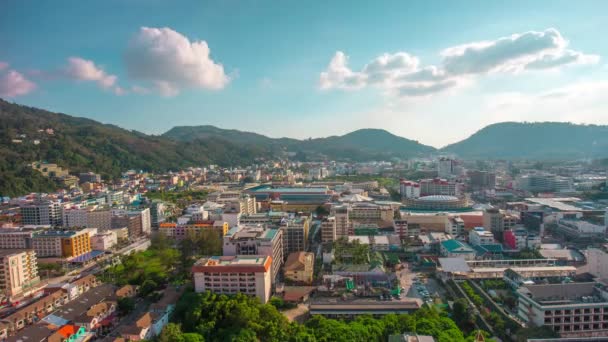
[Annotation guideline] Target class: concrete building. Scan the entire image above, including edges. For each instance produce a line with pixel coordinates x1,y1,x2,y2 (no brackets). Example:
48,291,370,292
321,217,336,243
468,170,496,190
517,173,574,193
86,209,112,230
483,208,518,241
281,216,310,257
62,207,88,228
399,180,421,199
32,230,91,258
91,231,117,251
419,178,461,197
192,255,272,304
399,212,450,233
447,217,465,236
0,249,40,298
333,205,352,239
20,201,62,226
517,282,608,337
556,218,606,239
0,230,35,249
393,219,409,239
158,222,229,241
437,158,456,179
222,225,283,282
469,227,495,246
284,252,314,285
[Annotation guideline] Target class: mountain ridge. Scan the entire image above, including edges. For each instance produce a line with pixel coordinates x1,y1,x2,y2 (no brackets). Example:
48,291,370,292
2,98,608,196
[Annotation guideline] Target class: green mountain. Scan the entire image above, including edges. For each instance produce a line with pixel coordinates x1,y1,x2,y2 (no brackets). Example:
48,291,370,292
163,127,436,160
442,122,608,159
0,99,269,197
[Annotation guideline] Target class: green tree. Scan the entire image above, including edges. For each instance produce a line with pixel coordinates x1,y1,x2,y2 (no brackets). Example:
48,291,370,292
117,297,135,315
160,323,185,342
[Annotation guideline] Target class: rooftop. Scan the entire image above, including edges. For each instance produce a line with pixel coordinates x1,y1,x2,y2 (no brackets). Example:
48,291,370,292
192,255,272,273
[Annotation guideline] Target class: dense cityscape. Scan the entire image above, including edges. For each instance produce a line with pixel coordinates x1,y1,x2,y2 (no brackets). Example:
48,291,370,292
0,148,607,341
2,1,608,341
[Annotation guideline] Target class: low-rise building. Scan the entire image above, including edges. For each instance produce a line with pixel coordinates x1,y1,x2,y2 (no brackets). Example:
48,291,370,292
468,227,495,246
284,252,314,285
192,255,272,304
91,231,117,251
440,239,475,260
517,282,608,338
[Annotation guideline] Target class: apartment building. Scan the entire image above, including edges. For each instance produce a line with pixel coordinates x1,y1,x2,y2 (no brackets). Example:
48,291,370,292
393,219,409,239
87,209,112,230
222,226,283,282
321,217,336,243
281,216,310,257
158,222,229,240
399,180,420,199
192,255,272,304
0,249,40,298
517,282,608,338
349,203,393,223
332,205,352,238
0,230,35,249
20,201,62,226
112,213,142,240
32,230,91,258
62,207,88,228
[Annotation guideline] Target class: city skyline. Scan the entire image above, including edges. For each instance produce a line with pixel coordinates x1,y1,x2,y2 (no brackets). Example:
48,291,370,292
1,1,608,147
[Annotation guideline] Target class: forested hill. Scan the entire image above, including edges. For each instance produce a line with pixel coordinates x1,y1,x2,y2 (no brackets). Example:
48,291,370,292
0,99,269,196
442,122,608,159
163,126,437,160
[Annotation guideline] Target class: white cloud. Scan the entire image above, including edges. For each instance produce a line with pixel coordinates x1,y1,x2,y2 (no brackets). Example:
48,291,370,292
319,28,599,97
441,28,598,74
0,62,8,71
319,51,366,90
125,26,230,96
64,57,124,94
0,70,36,97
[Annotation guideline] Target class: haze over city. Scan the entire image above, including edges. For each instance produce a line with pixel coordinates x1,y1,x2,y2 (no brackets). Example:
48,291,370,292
2,0,608,147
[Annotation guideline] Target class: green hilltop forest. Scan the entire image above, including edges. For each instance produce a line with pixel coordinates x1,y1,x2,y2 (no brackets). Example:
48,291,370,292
0,99,268,197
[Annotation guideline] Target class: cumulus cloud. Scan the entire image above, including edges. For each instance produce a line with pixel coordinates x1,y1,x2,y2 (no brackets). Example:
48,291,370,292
63,57,124,95
441,28,598,74
0,70,36,97
319,28,599,97
319,51,366,90
125,26,230,96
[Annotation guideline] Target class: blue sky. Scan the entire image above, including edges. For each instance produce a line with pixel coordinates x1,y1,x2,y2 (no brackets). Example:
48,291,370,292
1,0,607,147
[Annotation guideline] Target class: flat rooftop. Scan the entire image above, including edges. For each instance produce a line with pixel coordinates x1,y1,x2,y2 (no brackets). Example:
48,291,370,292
525,197,583,212
199,255,269,266
520,282,607,305
251,187,329,193
192,255,272,273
